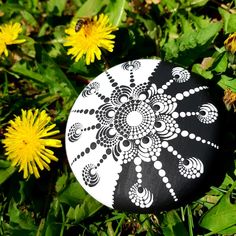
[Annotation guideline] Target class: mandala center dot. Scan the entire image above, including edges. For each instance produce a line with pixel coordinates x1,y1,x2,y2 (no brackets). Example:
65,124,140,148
126,111,142,126
114,100,155,140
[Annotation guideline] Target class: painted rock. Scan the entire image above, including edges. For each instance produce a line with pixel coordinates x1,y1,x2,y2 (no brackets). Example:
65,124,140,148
65,59,221,212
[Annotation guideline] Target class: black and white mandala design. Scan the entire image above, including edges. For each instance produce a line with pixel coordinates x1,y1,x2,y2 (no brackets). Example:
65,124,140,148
65,59,220,212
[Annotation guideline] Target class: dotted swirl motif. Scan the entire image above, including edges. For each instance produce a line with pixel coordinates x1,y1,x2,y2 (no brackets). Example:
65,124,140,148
67,60,219,210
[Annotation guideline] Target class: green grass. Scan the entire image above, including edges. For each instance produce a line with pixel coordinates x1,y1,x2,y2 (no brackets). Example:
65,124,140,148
0,0,236,235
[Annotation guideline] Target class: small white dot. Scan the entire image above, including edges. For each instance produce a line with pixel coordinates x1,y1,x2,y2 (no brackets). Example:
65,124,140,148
159,169,166,177
186,112,191,116
90,88,96,93
176,93,184,100
154,161,162,170
181,130,189,137
120,96,128,103
109,128,116,136
167,146,174,152
170,127,175,132
152,156,157,161
183,91,190,97
162,85,168,89
202,139,206,143
139,94,146,100
134,157,142,165
196,136,201,141
108,110,115,117
137,173,142,178
180,112,186,117
137,179,142,184
195,88,200,92
162,141,169,148
162,177,168,183
75,129,81,134
189,133,195,139
189,89,195,94
166,183,171,188
135,166,142,172
158,88,164,94
175,128,181,133
172,112,179,119
90,169,96,175
155,152,160,156
173,150,178,156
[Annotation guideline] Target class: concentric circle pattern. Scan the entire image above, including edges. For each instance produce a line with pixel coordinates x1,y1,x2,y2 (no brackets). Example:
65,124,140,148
65,59,221,212
114,100,155,140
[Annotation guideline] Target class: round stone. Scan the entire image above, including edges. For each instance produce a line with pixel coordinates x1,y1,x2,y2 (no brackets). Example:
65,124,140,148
66,59,222,213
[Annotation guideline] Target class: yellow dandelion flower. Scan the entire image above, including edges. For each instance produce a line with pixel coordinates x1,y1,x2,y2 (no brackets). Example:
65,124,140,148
0,38,7,56
224,32,236,54
0,22,25,57
64,14,118,65
2,109,62,179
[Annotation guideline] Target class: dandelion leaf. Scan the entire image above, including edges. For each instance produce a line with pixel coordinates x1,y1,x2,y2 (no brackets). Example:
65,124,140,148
199,186,236,233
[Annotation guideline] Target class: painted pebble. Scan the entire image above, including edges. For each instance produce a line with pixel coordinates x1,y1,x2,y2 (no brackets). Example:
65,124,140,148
65,59,221,212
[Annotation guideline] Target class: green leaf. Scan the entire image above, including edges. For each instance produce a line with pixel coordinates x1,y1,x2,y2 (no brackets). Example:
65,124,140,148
66,207,75,220
0,166,16,185
8,199,37,231
20,36,36,58
38,50,78,100
139,214,156,236
43,204,61,236
0,159,11,168
160,210,189,236
199,182,236,234
58,182,87,207
164,21,222,65
218,74,236,92
47,0,67,16
11,62,44,84
55,173,68,193
218,225,236,235
106,0,127,26
0,3,24,13
20,10,38,27
192,64,213,79
212,52,228,73
75,0,108,17
160,0,178,12
189,0,209,7
74,195,103,223
219,8,236,33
